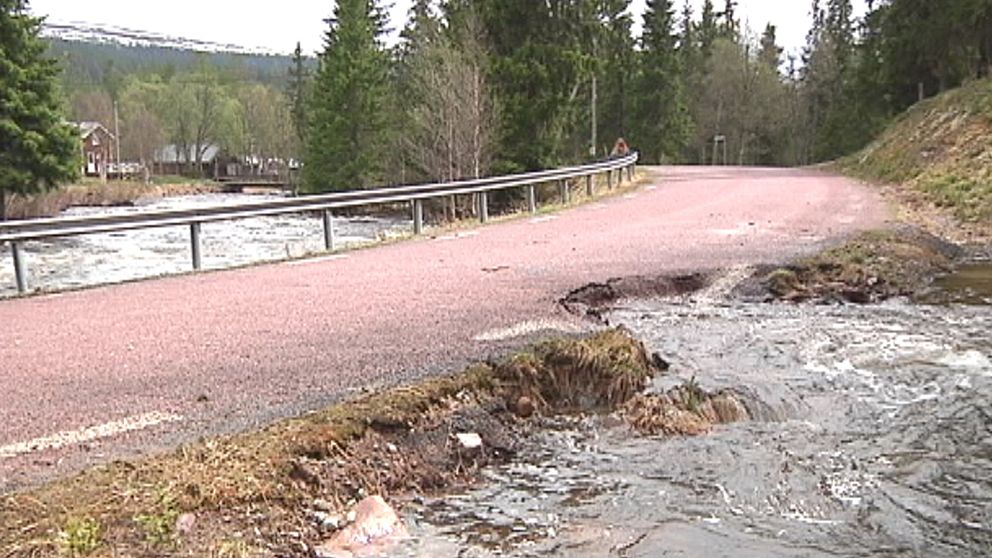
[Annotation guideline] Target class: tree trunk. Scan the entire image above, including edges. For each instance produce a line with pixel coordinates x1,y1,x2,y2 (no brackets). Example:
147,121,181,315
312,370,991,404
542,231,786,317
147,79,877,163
0,189,6,222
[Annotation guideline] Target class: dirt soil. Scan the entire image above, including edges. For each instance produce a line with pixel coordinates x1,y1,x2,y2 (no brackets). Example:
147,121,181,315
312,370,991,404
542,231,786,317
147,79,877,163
741,227,961,304
0,329,747,558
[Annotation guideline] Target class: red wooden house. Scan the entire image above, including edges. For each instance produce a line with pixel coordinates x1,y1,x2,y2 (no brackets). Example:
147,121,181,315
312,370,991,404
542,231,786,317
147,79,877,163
74,122,116,179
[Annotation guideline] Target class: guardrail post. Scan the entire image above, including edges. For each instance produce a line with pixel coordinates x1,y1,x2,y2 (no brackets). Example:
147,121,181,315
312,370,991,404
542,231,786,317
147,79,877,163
607,170,614,189
12,242,27,294
586,174,594,197
190,223,202,271
479,192,489,223
322,210,335,251
527,185,537,213
412,200,424,235
559,180,570,204
627,165,634,182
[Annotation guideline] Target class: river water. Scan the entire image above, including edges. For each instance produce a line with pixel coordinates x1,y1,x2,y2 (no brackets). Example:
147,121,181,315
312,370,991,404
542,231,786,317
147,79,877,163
401,298,992,557
0,194,409,297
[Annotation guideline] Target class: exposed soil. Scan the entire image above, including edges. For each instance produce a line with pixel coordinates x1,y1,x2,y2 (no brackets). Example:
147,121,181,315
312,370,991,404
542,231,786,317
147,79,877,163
0,329,748,558
561,273,710,319
737,227,964,304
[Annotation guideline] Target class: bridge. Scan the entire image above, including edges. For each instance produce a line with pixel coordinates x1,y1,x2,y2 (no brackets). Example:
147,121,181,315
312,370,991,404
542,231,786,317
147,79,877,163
0,164,888,491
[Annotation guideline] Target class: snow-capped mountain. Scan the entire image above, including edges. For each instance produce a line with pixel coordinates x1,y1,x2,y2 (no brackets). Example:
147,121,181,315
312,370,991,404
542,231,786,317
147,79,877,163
41,20,279,56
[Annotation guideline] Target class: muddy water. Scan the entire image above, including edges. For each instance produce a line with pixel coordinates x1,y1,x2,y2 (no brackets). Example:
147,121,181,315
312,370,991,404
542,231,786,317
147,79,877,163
0,194,409,297
402,301,992,557
926,264,992,305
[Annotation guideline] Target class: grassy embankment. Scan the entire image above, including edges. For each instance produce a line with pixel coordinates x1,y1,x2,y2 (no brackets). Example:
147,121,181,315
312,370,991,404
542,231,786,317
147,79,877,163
840,78,992,236
0,330,745,557
764,80,992,301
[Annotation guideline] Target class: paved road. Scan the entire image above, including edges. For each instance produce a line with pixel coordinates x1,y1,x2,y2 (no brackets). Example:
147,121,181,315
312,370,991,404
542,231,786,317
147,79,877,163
0,166,890,490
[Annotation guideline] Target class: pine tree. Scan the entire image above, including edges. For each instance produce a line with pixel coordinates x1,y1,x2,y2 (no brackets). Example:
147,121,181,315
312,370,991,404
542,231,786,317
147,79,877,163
304,0,389,192
0,0,79,219
631,0,691,163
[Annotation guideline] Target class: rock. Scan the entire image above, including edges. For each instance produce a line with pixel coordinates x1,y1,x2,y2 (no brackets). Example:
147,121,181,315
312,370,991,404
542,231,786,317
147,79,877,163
651,352,671,371
312,510,343,532
514,396,536,418
456,432,483,449
313,498,335,512
175,512,196,535
314,496,408,558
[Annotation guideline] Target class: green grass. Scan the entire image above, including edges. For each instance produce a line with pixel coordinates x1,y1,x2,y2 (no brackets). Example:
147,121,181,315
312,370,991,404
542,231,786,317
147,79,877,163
842,78,992,223
57,517,102,556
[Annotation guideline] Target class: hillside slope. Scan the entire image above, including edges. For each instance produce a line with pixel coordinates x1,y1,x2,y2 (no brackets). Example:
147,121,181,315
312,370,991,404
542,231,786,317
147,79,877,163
843,79,992,223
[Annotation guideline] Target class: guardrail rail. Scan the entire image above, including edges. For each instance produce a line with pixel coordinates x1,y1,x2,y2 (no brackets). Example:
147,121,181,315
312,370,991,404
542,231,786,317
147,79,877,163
0,153,639,294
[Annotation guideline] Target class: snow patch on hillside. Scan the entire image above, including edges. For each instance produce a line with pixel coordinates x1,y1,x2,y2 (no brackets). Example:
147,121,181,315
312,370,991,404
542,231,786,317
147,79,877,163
42,20,279,56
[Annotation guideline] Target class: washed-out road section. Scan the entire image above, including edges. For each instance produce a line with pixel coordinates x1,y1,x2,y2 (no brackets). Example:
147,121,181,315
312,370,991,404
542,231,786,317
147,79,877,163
0,166,889,491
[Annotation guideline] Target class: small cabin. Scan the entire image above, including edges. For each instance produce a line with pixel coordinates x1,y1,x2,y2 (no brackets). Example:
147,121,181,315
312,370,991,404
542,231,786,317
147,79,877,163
73,122,116,179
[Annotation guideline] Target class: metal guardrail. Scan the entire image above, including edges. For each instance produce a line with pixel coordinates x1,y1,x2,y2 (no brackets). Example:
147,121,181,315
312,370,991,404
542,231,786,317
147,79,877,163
1,153,639,294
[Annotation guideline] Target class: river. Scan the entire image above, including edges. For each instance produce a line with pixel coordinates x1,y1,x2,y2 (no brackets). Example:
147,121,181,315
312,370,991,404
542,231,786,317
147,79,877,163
0,194,409,297
401,296,992,557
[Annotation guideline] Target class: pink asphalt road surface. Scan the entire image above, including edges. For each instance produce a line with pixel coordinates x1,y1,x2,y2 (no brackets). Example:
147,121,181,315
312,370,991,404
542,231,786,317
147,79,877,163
0,166,890,490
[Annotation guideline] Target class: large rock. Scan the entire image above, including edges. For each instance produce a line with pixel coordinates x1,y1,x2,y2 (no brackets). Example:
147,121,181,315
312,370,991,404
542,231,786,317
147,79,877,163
314,496,408,558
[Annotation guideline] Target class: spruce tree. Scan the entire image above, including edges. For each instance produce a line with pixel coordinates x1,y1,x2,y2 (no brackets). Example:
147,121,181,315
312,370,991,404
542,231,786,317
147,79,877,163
0,0,79,220
288,42,310,149
758,24,783,72
473,0,585,171
719,0,738,39
697,0,719,59
631,0,690,164
304,0,389,192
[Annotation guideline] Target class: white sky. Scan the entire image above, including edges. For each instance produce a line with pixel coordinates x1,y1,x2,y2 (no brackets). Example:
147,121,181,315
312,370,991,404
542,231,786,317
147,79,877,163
30,0,867,57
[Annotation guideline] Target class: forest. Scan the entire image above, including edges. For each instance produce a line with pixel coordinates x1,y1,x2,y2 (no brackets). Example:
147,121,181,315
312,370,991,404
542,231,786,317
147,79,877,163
56,0,992,192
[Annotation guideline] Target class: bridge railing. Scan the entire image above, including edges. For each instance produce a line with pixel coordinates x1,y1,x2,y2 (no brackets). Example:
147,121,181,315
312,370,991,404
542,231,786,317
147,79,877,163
0,153,639,294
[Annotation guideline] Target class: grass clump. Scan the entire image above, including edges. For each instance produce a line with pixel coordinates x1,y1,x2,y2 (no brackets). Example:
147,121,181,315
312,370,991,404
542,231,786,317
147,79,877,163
56,517,102,556
494,329,654,412
132,487,180,549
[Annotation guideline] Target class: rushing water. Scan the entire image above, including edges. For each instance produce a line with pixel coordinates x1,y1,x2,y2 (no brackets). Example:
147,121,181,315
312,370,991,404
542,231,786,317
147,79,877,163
399,299,992,557
0,194,409,297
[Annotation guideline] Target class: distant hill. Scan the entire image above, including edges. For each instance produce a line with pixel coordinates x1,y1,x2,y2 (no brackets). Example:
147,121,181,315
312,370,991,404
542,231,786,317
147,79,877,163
843,79,992,223
42,21,311,87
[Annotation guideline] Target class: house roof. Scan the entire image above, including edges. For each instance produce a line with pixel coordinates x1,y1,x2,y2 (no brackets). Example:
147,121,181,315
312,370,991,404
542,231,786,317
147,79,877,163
72,121,114,140
153,144,221,164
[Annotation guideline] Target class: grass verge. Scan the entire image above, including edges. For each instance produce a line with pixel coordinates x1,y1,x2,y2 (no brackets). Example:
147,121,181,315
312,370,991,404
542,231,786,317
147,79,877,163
0,328,742,558
839,78,992,236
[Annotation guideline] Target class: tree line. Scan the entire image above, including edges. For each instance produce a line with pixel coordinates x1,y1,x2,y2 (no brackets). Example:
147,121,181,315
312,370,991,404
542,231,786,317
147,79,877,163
69,68,297,175
3,0,991,213
303,0,992,192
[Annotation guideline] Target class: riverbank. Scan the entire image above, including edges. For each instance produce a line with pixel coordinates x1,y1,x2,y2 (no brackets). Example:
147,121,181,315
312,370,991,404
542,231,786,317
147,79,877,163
0,329,748,557
2,180,223,220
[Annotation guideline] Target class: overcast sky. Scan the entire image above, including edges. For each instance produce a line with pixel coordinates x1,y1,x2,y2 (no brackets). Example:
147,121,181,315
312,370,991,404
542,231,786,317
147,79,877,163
30,0,867,58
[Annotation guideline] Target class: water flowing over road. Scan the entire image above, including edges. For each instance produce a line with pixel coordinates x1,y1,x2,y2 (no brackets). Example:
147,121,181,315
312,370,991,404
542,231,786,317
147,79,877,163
406,299,992,557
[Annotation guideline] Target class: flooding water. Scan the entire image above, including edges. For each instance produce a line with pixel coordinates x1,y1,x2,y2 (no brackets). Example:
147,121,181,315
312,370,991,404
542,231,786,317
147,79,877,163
401,300,992,557
926,264,992,305
0,194,409,297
